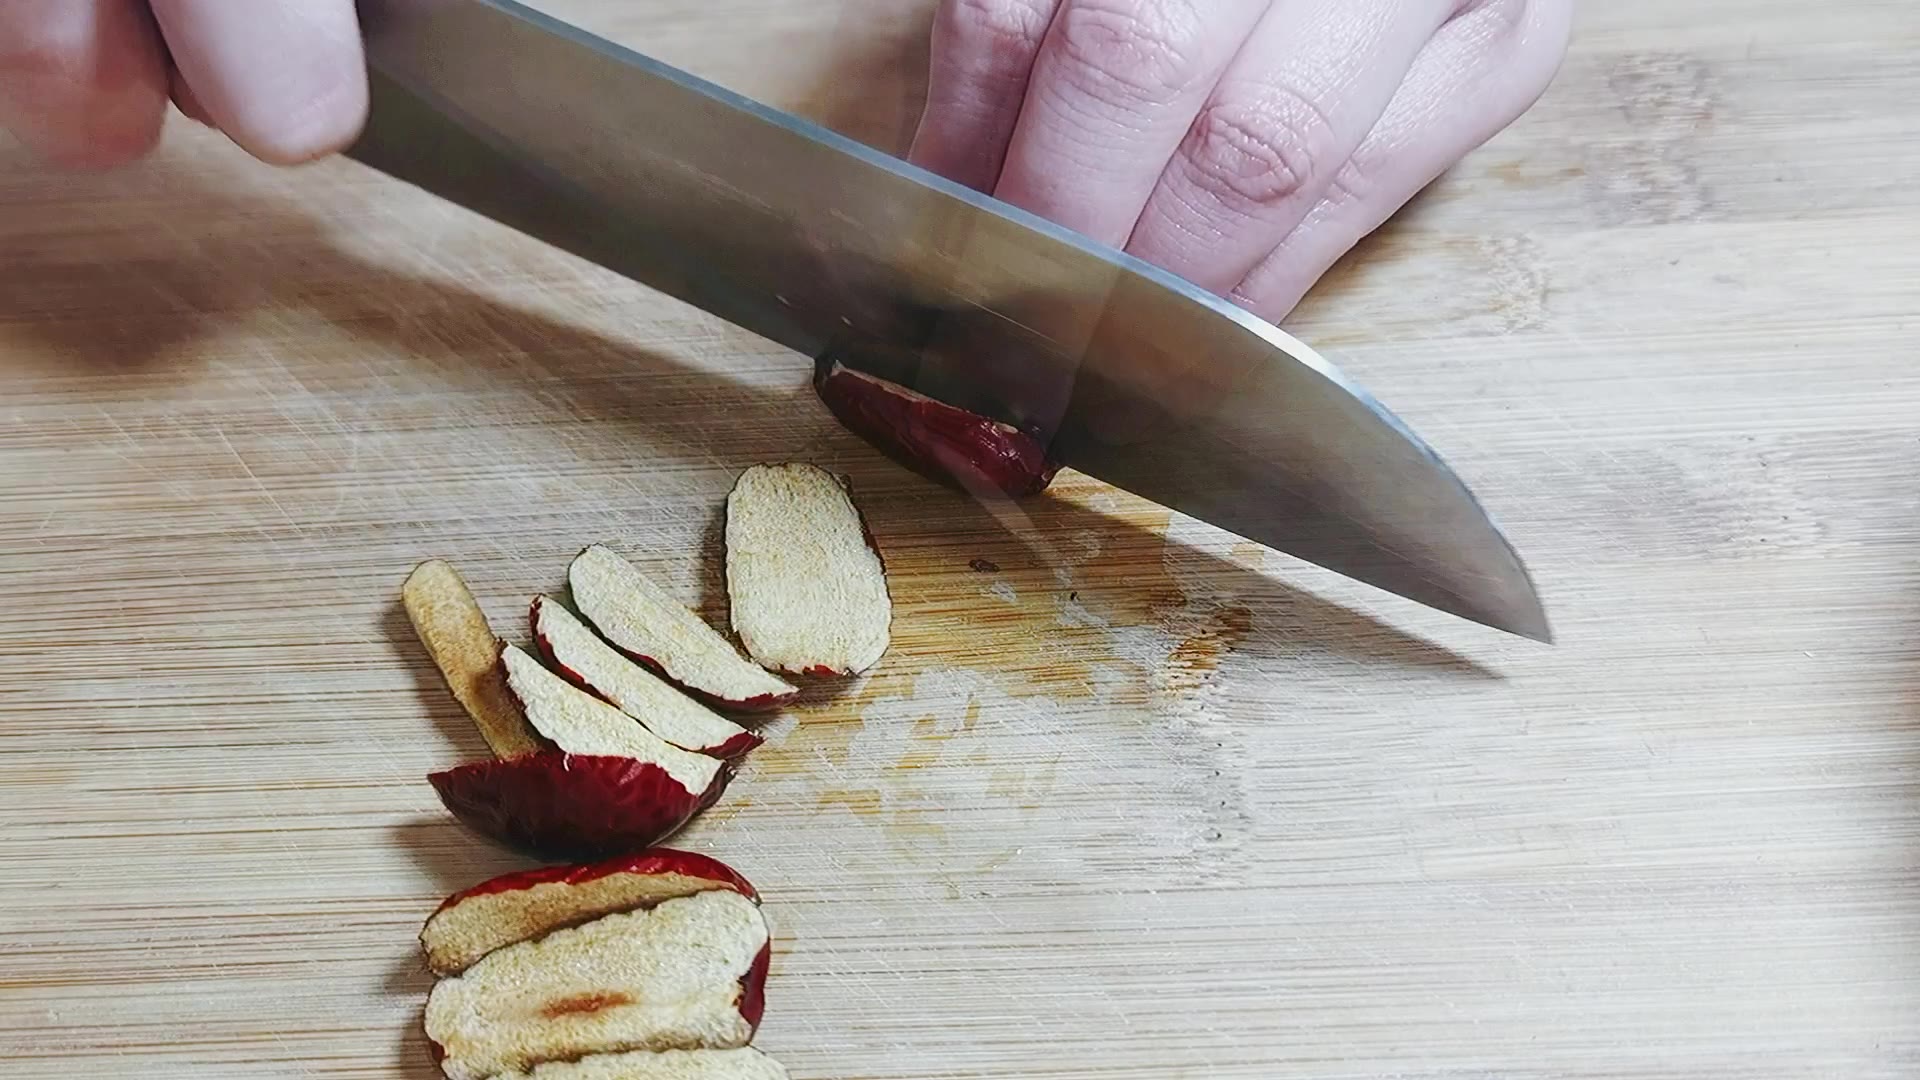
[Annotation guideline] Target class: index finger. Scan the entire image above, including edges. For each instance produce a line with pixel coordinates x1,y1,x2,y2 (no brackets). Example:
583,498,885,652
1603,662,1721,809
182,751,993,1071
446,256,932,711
0,0,169,168
909,0,1063,192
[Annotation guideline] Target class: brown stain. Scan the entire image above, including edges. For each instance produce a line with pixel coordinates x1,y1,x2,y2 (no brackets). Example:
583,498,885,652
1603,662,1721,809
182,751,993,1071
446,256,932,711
884,800,949,842
828,474,1248,737
895,747,943,772
821,783,951,843
816,788,882,817
855,473,1181,707
1488,160,1528,188
778,474,1235,861
1488,160,1590,189
1159,604,1255,696
540,991,633,1019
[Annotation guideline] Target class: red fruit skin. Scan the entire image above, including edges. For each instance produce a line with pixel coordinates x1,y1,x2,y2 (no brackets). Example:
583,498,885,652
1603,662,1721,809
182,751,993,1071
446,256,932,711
815,360,1061,499
432,849,760,914
529,599,767,760
738,941,773,1035
427,752,731,861
694,685,789,713
620,646,791,714
567,548,799,714
586,636,792,714
702,730,767,758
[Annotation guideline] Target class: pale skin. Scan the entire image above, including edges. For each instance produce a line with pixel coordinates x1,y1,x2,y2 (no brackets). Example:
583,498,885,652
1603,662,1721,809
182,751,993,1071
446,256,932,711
0,0,1572,323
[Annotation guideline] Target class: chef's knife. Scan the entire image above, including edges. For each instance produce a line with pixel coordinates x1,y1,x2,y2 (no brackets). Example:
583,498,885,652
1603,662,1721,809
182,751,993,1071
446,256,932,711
345,0,1551,642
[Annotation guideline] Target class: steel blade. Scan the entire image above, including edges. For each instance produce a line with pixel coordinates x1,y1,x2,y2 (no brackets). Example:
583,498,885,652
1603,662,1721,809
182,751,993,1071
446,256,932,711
346,0,1550,641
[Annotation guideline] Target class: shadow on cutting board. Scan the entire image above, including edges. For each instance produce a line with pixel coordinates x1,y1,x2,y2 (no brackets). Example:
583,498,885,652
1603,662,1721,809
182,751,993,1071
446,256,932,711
381,945,438,1079
381,818,526,1077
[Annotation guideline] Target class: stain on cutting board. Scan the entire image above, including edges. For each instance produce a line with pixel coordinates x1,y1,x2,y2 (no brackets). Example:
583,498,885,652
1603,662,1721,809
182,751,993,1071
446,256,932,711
739,474,1255,883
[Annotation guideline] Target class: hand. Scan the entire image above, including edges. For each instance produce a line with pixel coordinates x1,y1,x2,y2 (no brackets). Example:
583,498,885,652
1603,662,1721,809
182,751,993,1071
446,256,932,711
0,0,366,168
909,0,1573,321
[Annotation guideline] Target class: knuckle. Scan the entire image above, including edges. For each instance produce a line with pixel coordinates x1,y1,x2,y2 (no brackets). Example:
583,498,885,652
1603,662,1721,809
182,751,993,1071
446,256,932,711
1459,0,1529,34
1050,1,1209,105
1320,164,1375,210
1180,93,1334,211
940,0,1056,61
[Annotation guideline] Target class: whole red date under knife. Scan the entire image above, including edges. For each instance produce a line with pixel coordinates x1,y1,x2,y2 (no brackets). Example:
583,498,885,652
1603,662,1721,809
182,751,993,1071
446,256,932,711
814,359,1060,499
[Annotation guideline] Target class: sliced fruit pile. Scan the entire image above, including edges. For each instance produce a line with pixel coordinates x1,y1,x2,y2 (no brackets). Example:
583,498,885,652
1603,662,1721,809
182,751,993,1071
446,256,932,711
402,462,890,1079
403,463,890,861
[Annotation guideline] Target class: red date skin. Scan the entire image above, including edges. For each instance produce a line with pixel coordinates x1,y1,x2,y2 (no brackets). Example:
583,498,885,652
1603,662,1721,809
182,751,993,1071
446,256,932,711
428,752,729,861
432,849,759,912
528,597,766,759
814,360,1060,499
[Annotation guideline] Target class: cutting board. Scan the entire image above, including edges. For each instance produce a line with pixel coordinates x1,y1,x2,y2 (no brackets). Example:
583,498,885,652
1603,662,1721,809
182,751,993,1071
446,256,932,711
4,2,1918,1077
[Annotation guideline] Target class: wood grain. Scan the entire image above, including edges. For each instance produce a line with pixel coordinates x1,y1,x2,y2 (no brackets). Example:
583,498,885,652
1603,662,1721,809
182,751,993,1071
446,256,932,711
3,2,1918,1078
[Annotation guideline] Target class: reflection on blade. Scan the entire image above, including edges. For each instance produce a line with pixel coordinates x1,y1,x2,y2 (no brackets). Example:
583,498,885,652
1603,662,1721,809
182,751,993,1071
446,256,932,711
348,0,1549,641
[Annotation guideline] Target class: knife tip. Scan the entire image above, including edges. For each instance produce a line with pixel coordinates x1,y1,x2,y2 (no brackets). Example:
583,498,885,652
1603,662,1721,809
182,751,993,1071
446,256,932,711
1497,596,1555,645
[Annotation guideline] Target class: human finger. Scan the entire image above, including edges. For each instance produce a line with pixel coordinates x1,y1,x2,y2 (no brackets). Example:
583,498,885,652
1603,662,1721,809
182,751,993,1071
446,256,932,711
908,0,1063,192
0,0,170,168
169,63,213,126
1123,0,1455,293
149,0,366,165
992,0,1271,248
1231,0,1573,321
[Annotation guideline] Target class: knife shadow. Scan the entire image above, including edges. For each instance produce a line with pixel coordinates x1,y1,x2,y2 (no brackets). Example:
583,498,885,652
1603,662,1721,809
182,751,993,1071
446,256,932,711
0,147,1497,680
394,1012,440,1080
0,144,829,471
854,477,1507,683
382,817,531,1075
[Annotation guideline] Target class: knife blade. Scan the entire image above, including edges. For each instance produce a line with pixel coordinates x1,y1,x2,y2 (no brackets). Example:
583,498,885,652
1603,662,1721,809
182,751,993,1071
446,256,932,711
345,0,1551,642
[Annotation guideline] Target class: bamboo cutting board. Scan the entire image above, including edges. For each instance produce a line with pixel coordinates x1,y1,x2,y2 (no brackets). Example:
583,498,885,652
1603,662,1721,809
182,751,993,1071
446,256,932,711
4,2,1919,1077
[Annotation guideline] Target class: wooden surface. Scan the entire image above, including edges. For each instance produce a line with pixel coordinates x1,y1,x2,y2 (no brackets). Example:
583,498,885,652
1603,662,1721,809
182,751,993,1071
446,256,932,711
4,2,1919,1077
